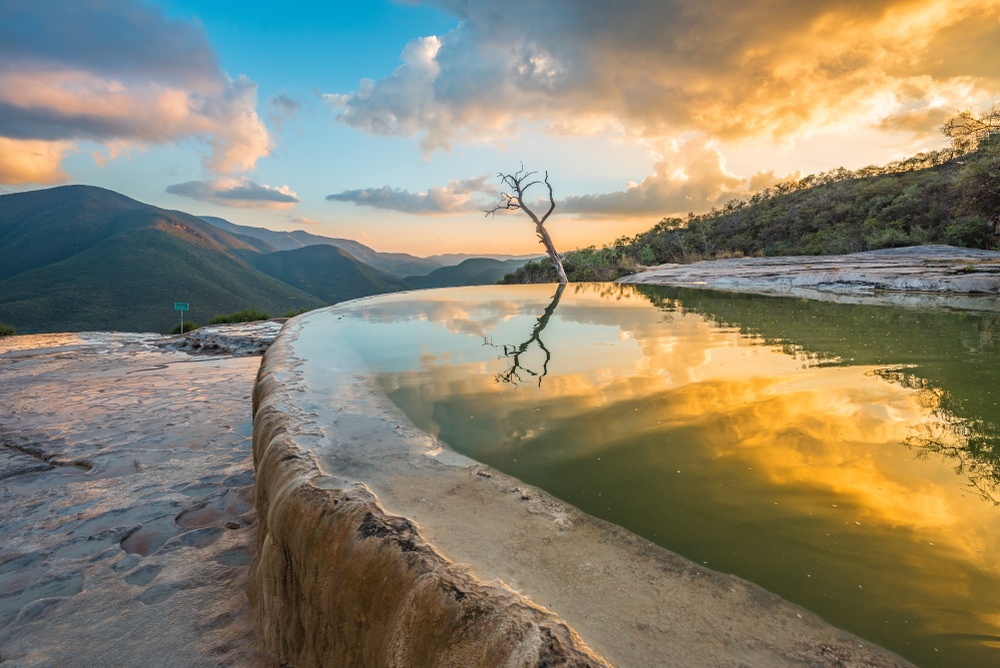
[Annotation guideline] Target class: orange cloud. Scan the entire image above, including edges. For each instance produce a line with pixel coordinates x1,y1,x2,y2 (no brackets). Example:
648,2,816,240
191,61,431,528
561,141,747,217
0,138,72,184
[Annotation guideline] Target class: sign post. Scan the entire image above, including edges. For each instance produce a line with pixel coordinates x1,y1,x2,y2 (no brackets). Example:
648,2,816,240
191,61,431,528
174,302,189,333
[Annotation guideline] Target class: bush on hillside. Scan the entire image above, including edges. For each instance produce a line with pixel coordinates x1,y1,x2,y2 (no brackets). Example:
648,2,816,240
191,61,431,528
171,321,200,334
500,247,641,284
209,309,270,325
0,322,16,337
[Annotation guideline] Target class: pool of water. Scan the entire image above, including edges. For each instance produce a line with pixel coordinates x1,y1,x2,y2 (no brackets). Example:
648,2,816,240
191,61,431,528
331,282,1000,668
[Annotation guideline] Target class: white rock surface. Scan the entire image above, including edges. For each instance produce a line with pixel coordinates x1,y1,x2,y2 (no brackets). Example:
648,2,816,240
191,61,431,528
619,245,1000,311
0,327,279,667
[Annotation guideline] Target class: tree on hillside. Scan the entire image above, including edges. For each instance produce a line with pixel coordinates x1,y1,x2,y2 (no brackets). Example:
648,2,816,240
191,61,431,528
942,107,1000,154
486,165,568,284
944,107,1000,245
959,143,1000,246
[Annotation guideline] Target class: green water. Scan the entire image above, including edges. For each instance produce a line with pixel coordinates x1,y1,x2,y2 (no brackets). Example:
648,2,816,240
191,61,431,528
333,283,1000,668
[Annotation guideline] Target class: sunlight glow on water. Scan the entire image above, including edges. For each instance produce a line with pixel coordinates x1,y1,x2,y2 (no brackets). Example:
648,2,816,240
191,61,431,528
330,283,1000,668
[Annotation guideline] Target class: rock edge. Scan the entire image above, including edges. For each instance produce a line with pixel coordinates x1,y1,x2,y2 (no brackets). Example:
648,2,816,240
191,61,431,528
619,245,1000,312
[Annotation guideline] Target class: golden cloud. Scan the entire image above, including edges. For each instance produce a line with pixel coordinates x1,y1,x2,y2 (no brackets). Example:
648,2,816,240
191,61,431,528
0,138,72,184
335,0,1000,147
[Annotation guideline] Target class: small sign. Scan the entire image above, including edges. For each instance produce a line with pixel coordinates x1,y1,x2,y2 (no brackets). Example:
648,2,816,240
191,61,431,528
174,302,189,312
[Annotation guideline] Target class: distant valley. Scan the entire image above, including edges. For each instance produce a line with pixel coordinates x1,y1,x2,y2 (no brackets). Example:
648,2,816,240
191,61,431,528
0,185,535,334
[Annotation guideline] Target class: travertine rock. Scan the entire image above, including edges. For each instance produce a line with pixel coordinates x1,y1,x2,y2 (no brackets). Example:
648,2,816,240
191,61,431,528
620,245,1000,312
0,328,278,668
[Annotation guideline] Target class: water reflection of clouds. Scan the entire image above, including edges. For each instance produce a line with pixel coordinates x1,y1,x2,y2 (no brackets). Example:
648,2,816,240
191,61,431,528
342,288,553,338
702,372,978,532
348,288,1000,552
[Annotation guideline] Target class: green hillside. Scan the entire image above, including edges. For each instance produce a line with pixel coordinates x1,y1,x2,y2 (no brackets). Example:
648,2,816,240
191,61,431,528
201,215,441,277
249,244,410,304
405,258,532,289
0,186,324,333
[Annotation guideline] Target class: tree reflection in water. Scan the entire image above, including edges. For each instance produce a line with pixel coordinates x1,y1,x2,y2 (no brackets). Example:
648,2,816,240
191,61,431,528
486,283,565,387
881,367,1000,506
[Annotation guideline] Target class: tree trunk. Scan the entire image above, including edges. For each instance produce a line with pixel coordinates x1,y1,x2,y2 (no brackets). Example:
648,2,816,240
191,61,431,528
536,223,568,284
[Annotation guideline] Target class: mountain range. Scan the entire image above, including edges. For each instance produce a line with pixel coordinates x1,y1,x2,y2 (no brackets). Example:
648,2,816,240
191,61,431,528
199,215,442,277
404,258,533,289
0,185,532,334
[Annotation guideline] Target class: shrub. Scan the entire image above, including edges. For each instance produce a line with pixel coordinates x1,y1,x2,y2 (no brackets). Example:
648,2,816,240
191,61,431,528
944,216,993,248
499,258,560,284
637,244,656,266
863,226,913,250
283,307,311,318
171,321,200,334
209,309,270,325
0,322,16,337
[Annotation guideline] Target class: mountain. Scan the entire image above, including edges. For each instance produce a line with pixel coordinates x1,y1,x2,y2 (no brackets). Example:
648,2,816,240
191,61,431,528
0,186,325,333
249,245,410,304
422,253,542,265
200,216,442,277
404,258,534,289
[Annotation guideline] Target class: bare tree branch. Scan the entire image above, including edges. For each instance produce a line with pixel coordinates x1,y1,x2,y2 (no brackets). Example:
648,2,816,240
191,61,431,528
942,106,1000,154
485,164,568,284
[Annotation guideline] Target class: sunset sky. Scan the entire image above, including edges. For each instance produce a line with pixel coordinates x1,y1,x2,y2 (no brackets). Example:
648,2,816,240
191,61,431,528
2,0,999,255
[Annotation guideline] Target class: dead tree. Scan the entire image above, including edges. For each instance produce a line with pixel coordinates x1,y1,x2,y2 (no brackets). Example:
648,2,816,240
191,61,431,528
485,165,568,284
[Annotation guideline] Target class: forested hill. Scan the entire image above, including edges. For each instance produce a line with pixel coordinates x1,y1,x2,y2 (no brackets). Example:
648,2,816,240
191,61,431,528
0,185,326,333
504,125,1000,283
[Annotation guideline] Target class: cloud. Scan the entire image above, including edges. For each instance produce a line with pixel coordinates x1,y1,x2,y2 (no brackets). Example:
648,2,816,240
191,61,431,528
323,37,459,152
0,0,271,183
271,94,302,116
562,141,752,217
0,137,73,184
326,152,802,220
327,175,493,214
327,0,1000,151
268,93,301,131
747,169,800,193
167,178,299,209
288,215,321,226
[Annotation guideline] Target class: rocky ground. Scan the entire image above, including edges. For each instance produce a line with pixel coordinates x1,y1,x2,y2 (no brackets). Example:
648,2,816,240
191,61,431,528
620,245,1000,311
0,326,283,668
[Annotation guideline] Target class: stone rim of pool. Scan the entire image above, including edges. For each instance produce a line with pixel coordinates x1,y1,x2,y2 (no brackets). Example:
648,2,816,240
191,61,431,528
248,295,914,667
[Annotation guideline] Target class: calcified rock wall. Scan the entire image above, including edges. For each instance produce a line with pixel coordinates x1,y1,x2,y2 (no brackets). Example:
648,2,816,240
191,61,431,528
248,336,608,667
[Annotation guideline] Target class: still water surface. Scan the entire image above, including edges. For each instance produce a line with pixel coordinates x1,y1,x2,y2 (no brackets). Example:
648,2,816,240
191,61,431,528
333,283,1000,668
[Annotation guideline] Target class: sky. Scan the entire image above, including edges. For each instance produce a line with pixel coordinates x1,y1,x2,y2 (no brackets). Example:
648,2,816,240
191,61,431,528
1,0,999,256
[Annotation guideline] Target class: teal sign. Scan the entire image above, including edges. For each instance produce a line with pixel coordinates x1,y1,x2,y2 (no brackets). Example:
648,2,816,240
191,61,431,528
174,302,189,311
